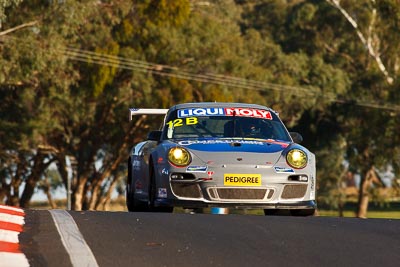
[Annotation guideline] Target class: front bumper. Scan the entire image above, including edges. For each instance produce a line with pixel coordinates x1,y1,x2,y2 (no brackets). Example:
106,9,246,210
155,199,317,210
154,158,317,211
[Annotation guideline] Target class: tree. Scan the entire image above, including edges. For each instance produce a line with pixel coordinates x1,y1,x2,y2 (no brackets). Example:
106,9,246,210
321,0,400,217
0,0,22,29
293,0,400,216
326,0,395,84
0,0,82,206
238,0,400,217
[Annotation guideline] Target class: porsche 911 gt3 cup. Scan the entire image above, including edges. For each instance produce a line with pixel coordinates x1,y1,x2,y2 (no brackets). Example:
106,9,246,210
126,102,316,216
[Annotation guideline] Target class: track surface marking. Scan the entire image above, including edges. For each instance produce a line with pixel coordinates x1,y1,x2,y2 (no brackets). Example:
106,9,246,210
49,210,99,267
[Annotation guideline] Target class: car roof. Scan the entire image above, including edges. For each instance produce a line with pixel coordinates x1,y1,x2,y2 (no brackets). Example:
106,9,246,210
168,102,278,115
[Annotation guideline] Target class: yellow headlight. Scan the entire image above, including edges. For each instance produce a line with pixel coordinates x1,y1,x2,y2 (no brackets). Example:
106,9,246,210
168,147,191,167
286,149,308,169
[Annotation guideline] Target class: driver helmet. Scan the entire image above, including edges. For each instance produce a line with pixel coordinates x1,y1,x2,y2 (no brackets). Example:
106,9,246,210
241,119,261,136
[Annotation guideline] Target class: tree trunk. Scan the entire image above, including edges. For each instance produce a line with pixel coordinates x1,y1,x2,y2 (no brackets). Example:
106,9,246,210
8,176,21,207
356,167,376,218
337,168,349,217
0,190,6,204
56,153,69,192
88,181,101,210
43,176,57,209
5,154,26,207
73,179,87,210
6,195,20,207
19,153,47,208
96,177,119,211
87,119,144,210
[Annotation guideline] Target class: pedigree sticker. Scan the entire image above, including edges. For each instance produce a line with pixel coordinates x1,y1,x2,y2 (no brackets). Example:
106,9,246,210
224,174,262,186
177,108,272,120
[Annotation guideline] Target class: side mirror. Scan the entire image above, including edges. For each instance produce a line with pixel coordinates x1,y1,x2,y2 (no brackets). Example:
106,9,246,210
290,132,303,143
147,130,162,141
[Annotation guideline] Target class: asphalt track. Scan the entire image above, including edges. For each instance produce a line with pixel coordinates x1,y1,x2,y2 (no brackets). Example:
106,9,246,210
14,209,400,267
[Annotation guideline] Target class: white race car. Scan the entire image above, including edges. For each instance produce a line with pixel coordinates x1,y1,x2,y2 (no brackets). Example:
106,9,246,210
126,102,316,216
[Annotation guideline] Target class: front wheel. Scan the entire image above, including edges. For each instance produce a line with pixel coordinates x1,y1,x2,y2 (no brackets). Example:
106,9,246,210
126,159,149,212
126,184,134,212
126,183,149,212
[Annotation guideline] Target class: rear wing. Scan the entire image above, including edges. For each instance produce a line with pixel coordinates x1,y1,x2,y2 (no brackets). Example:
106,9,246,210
129,108,168,121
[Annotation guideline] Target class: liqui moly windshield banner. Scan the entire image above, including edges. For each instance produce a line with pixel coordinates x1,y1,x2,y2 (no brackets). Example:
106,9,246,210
177,108,272,119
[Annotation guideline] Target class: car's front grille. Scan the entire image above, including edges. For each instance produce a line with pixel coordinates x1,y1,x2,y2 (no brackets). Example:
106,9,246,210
281,184,307,199
217,188,266,199
208,188,274,201
171,183,202,199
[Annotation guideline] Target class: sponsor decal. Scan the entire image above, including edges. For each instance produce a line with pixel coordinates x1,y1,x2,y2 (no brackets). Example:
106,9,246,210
311,175,314,190
161,168,169,175
178,139,264,146
177,108,272,120
177,139,287,153
132,160,141,170
186,166,208,172
309,175,315,200
225,108,272,119
274,167,295,173
224,174,262,186
167,117,198,128
158,188,167,198
178,108,224,117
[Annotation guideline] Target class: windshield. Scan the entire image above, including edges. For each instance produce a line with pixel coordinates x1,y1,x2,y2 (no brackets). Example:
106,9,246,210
163,107,291,141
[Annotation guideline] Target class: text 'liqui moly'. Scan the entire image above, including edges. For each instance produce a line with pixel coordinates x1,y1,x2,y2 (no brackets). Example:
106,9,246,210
177,108,272,119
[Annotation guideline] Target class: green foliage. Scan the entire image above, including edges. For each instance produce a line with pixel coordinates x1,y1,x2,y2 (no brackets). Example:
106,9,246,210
146,0,190,27
0,0,22,27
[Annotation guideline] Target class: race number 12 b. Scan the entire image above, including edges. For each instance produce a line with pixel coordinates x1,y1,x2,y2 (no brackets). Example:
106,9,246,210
167,117,198,128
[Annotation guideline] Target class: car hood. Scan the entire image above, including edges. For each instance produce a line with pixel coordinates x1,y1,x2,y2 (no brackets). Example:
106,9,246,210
171,138,290,165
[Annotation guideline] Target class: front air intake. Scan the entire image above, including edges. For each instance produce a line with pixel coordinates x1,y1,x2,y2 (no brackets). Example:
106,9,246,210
281,184,307,199
171,183,202,198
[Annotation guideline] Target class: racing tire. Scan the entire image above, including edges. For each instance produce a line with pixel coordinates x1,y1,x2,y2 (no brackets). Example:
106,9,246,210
126,160,135,212
126,185,149,212
126,159,149,212
290,209,316,217
148,165,173,213
126,185,135,212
